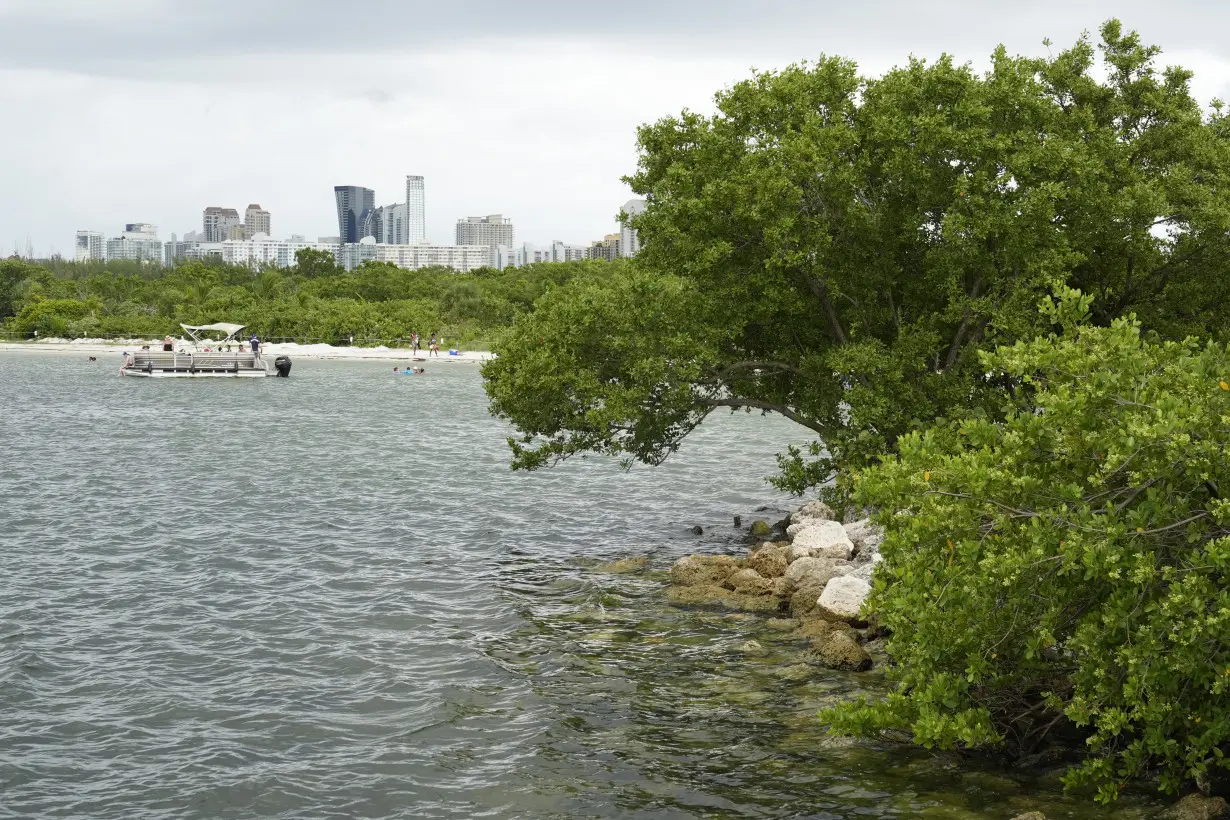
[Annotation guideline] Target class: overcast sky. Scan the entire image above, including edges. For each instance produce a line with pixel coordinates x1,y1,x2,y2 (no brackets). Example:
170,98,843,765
4,0,1230,256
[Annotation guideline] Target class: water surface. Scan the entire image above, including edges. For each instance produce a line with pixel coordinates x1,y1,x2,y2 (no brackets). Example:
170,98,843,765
0,353,1165,818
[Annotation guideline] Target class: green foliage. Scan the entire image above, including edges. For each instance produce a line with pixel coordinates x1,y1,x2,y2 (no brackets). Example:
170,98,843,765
825,289,1230,802
1,255,618,347
484,21,1230,501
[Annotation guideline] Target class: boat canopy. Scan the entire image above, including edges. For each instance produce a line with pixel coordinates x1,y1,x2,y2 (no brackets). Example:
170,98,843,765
180,323,245,342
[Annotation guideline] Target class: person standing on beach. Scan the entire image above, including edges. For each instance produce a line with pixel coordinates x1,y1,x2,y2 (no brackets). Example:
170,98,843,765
412,332,420,355
429,332,439,357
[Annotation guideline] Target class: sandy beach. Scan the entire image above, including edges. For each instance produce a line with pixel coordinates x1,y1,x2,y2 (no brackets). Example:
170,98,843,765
0,338,494,363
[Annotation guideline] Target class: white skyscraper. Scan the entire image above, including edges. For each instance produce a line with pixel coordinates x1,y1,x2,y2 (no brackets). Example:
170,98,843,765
405,175,425,243
455,215,515,249
618,199,647,258
74,231,104,262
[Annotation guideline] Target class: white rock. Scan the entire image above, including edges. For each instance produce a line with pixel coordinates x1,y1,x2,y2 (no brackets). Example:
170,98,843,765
790,520,855,561
786,543,813,563
784,556,835,589
786,522,808,538
846,555,883,582
844,518,885,558
816,576,871,623
789,500,835,525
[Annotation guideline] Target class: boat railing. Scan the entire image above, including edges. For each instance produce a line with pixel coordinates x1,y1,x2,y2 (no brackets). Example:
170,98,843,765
128,351,264,371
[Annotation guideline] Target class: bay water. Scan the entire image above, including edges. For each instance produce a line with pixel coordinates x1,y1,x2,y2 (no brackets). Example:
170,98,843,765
0,353,1165,818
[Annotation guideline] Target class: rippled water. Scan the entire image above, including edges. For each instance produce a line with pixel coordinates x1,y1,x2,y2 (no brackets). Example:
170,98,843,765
0,353,1167,819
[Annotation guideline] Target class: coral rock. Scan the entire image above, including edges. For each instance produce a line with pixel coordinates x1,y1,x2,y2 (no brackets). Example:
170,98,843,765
747,544,789,579
670,554,740,587
726,567,774,596
809,632,872,671
817,576,871,624
790,520,855,560
1162,794,1228,820
790,500,835,524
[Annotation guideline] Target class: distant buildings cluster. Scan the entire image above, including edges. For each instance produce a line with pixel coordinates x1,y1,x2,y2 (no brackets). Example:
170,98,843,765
74,174,645,275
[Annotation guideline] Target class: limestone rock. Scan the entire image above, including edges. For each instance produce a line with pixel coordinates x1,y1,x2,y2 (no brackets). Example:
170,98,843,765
790,520,855,560
844,518,885,556
1009,813,1047,820
771,577,791,598
726,567,773,596
786,543,813,563
784,555,841,592
846,553,883,583
750,519,773,537
817,576,871,624
670,554,740,588
789,582,826,618
764,618,797,631
1161,794,1228,820
809,632,872,671
737,640,766,655
596,555,650,573
747,544,789,579
790,500,835,524
665,584,784,613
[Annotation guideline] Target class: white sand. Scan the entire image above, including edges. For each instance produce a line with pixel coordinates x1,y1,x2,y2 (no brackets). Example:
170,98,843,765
0,338,494,363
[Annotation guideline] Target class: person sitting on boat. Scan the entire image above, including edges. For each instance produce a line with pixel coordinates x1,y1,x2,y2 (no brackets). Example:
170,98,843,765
162,335,174,352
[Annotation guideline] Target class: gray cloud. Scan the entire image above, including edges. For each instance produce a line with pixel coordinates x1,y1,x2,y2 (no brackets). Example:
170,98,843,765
4,0,1230,256
4,0,1230,73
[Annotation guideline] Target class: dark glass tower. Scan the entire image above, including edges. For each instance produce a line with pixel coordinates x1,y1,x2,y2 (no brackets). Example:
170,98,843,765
334,186,375,244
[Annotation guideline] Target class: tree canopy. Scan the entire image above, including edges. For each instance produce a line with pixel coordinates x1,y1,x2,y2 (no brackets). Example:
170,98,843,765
826,289,1230,802
0,254,618,347
484,21,1230,497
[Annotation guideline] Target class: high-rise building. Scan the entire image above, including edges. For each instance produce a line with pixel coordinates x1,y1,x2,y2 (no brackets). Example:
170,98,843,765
74,231,104,263
203,207,241,243
334,186,375,244
618,199,647,258
244,204,271,238
106,223,163,263
493,240,588,269
588,233,620,262
405,175,425,243
363,203,409,245
340,237,488,273
456,214,515,249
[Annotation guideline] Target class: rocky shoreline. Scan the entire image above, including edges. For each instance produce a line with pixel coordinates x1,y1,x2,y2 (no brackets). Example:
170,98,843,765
666,500,886,673
660,500,1229,820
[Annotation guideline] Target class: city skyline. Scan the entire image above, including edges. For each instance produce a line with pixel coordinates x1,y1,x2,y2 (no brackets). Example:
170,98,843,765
7,2,1230,256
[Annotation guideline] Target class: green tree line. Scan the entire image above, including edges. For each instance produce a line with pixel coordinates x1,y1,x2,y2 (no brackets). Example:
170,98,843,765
0,249,623,347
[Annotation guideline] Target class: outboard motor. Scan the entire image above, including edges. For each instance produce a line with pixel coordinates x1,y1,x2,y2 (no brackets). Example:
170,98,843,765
274,355,292,378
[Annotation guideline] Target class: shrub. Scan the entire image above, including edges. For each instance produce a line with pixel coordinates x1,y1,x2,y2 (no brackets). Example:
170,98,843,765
826,290,1230,802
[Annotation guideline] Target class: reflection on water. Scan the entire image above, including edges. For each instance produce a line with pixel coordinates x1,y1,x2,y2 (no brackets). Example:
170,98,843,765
0,354,1165,818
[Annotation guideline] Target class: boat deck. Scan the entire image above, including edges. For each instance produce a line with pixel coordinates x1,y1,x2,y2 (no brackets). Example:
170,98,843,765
122,351,269,377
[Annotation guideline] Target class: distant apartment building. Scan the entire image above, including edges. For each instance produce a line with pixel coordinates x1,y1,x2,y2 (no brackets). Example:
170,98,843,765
165,238,223,265
405,175,425,243
203,207,241,243
222,236,342,269
362,202,409,245
340,237,488,273
244,204,271,239
334,186,375,244
588,233,620,262
456,214,514,249
105,223,163,263
618,199,647,258
74,231,104,263
493,240,588,269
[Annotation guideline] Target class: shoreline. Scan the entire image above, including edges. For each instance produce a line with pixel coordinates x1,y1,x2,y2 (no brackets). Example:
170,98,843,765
0,339,494,363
